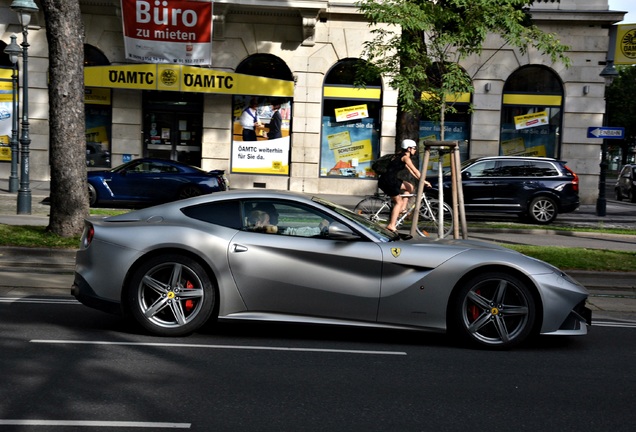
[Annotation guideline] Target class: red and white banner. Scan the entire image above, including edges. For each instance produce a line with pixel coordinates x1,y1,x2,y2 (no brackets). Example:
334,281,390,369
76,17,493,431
120,0,212,65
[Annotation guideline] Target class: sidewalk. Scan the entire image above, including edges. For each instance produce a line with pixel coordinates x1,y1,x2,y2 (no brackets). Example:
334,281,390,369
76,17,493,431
1,178,635,321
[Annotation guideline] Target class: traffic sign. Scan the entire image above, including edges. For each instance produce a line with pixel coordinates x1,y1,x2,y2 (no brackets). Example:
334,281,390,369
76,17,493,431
587,127,625,139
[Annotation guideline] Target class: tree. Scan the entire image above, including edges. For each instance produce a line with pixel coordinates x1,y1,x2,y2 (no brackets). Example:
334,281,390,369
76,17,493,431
40,0,88,237
606,65,636,166
355,0,570,143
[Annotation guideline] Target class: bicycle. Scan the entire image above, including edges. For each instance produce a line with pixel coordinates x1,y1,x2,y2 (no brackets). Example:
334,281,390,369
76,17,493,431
354,191,453,237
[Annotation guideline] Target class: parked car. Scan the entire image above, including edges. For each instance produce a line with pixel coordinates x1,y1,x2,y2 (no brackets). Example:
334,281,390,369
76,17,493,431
428,156,579,224
87,158,228,208
72,190,590,349
615,164,636,203
86,142,111,167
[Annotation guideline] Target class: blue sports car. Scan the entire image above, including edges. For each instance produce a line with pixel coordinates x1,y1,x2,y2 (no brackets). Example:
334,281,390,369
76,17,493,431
87,158,228,208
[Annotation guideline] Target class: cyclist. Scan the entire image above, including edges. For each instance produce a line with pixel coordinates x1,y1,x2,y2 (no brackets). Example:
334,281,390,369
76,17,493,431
378,139,430,232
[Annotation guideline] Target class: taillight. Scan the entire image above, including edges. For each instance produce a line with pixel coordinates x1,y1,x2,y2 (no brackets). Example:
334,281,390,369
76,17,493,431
565,165,579,192
82,222,95,249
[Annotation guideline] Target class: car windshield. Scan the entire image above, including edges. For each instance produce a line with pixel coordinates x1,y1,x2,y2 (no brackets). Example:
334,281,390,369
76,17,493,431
311,197,400,242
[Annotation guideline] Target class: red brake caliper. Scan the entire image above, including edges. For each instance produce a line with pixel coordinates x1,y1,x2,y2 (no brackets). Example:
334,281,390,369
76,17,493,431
185,281,194,312
468,289,481,322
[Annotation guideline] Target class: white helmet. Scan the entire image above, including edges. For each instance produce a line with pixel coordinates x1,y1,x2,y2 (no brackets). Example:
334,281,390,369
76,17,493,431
401,139,417,149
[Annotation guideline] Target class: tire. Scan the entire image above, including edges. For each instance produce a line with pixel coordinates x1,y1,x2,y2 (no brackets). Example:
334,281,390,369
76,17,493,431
354,196,390,225
88,183,98,207
527,196,557,224
126,254,216,336
178,185,203,200
615,187,623,201
417,199,453,238
450,272,537,349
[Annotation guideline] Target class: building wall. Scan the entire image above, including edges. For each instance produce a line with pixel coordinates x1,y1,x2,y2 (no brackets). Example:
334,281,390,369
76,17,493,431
0,0,626,204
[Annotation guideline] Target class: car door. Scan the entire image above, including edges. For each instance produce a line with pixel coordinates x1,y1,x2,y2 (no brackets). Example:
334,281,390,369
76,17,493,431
228,200,383,322
460,160,497,210
488,160,528,209
107,160,178,203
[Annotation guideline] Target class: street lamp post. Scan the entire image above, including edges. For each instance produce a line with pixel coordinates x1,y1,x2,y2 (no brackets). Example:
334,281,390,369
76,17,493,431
11,0,39,215
3,35,20,193
595,61,619,217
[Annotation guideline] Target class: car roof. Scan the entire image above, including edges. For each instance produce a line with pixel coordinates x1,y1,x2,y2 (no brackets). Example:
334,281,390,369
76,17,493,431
473,156,561,162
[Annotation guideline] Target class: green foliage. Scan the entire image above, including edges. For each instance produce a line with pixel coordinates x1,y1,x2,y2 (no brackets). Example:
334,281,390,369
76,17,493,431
505,244,636,272
355,0,570,117
607,65,636,145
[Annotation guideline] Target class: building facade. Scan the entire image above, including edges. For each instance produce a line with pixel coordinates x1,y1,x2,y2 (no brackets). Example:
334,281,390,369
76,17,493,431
0,0,627,203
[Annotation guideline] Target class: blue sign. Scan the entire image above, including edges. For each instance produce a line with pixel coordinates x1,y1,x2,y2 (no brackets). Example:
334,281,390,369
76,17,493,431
587,127,625,139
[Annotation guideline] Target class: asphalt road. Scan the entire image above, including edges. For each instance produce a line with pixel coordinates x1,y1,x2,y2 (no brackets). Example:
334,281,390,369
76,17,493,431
1,298,635,431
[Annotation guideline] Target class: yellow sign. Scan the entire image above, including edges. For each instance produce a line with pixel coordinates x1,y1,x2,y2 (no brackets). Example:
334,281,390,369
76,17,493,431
615,24,636,65
0,144,10,161
513,111,549,130
85,65,294,97
85,87,111,105
326,131,352,150
332,139,373,164
334,104,369,122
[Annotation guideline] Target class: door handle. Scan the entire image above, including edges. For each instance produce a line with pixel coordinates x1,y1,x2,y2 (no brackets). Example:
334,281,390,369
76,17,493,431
233,244,248,253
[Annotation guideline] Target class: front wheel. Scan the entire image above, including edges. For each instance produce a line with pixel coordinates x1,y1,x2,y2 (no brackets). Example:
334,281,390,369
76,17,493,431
450,272,537,349
527,196,557,224
125,254,216,336
354,196,390,225
417,199,453,237
88,183,98,207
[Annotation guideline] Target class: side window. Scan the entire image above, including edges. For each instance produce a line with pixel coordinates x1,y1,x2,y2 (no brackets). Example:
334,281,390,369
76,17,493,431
465,161,495,178
181,200,242,229
528,161,559,177
494,160,524,177
242,200,333,238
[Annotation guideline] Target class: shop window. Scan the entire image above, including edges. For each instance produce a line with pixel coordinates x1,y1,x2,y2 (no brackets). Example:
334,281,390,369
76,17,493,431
84,44,112,168
419,63,472,174
231,54,294,176
500,66,563,158
320,59,382,179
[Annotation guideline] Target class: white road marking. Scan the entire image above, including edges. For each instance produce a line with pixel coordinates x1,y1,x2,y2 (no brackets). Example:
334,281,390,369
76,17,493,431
593,321,636,328
0,297,79,304
0,420,190,428
30,339,407,355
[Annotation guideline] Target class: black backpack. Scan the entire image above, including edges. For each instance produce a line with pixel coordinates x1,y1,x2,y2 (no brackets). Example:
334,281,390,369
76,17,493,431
371,153,396,175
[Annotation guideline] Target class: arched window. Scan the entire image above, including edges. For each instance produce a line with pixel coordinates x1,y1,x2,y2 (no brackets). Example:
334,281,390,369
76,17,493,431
500,66,563,158
236,53,293,81
320,58,382,179
231,54,294,176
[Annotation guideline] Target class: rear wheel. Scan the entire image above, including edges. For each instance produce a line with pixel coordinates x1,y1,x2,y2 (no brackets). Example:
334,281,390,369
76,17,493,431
354,196,390,225
417,199,453,237
126,254,216,336
527,196,557,224
178,185,203,200
450,272,537,349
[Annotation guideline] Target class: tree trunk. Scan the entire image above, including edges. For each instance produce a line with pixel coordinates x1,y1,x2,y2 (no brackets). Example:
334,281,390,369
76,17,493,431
40,0,89,237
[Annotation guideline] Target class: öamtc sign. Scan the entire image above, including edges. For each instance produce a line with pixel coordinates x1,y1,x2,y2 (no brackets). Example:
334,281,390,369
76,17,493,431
120,0,212,65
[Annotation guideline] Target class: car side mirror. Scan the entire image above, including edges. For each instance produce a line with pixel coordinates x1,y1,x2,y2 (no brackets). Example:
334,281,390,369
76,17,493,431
327,222,360,240
462,172,471,180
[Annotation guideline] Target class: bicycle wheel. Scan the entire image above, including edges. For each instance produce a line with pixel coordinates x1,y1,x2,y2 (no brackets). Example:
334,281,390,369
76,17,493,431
354,196,390,224
417,198,453,238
